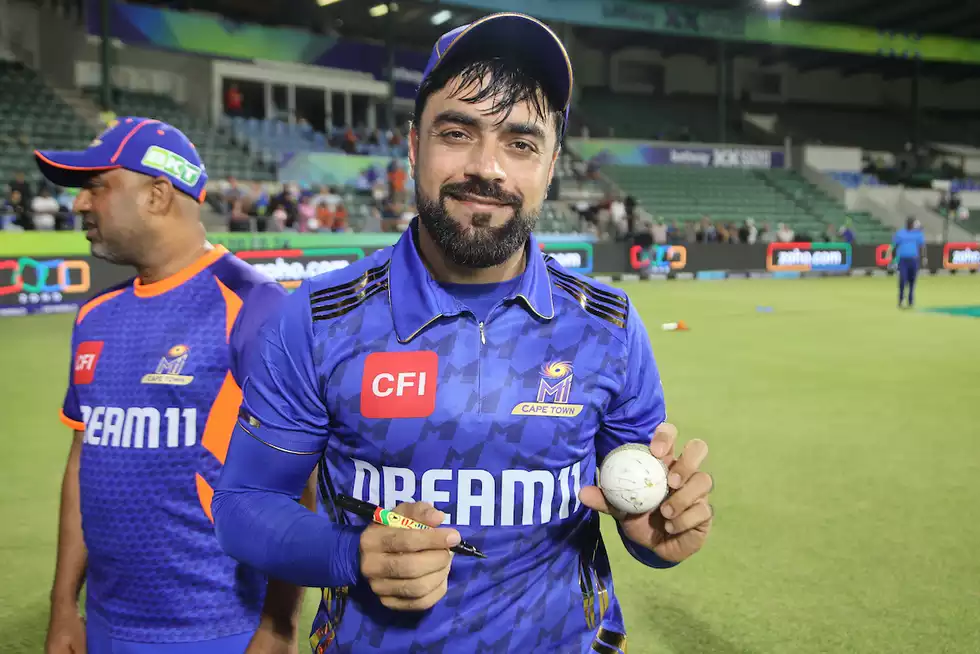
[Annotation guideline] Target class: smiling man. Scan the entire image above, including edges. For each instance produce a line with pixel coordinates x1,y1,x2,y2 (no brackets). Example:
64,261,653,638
212,12,714,654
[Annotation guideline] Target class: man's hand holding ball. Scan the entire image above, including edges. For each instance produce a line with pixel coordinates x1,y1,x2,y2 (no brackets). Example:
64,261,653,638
579,423,714,564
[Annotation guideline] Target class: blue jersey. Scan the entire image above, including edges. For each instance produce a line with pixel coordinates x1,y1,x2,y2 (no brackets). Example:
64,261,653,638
60,246,286,643
237,226,669,653
893,229,925,260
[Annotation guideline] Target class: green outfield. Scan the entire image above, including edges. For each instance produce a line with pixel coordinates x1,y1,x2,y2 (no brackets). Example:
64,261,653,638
1,275,978,653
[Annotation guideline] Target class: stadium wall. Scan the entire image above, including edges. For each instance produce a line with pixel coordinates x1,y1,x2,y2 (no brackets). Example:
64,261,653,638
4,241,974,318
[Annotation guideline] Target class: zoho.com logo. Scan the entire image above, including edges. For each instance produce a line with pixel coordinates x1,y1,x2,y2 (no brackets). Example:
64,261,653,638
766,243,851,272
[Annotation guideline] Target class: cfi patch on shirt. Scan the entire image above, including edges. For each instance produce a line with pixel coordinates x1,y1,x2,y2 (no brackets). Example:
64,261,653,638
360,351,438,419
73,341,105,385
511,360,584,418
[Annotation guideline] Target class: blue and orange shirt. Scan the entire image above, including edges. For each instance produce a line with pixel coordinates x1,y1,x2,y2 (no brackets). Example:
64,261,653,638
235,224,670,653
60,245,285,643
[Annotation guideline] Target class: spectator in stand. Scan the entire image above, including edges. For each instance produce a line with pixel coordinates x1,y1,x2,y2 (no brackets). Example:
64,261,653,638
667,220,680,244
697,217,716,243
2,190,24,230
56,187,76,230
651,218,667,245
389,128,403,148
10,170,32,202
839,221,855,244
776,222,795,243
31,186,60,230
624,195,638,235
298,195,318,232
388,160,407,204
9,189,31,230
312,185,343,215
342,127,357,154
223,177,243,213
228,197,250,232
225,83,243,116
684,220,697,244
267,185,298,229
716,222,730,244
759,222,774,243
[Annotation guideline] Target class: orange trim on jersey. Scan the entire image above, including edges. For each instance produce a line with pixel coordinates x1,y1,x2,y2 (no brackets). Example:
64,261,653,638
110,119,160,163
76,288,126,325
59,408,85,431
196,473,215,523
214,277,244,341
201,371,242,466
133,245,228,298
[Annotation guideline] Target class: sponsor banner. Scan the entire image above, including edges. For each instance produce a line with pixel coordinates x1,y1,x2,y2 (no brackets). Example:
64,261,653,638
570,139,785,169
540,243,594,275
943,242,980,270
766,242,852,273
235,248,368,289
628,244,688,274
0,255,123,313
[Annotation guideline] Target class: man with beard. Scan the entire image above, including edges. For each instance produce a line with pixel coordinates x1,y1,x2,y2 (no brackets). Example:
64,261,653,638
212,12,714,654
34,118,311,654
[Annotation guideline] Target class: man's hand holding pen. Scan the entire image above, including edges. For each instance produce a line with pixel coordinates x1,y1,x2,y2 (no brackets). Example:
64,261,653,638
358,502,460,611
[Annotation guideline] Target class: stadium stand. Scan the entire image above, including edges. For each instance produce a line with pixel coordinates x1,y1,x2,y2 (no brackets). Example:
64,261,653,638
82,88,276,182
578,89,729,143
0,61,93,184
600,164,894,244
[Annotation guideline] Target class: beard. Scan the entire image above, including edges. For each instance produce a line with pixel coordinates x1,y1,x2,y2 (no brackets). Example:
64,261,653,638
417,177,538,269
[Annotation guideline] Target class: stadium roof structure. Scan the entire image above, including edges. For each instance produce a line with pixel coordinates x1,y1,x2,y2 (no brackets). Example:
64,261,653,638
140,0,980,80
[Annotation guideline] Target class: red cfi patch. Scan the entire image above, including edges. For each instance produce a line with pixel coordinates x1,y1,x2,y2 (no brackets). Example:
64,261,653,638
360,351,438,419
73,341,104,385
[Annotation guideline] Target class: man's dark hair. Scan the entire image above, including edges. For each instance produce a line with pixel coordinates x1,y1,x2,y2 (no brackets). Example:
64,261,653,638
414,57,566,150
906,216,916,229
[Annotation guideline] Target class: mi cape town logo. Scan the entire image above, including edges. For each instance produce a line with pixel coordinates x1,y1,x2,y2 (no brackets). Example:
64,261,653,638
766,242,852,273
141,146,203,186
141,344,194,386
511,361,584,417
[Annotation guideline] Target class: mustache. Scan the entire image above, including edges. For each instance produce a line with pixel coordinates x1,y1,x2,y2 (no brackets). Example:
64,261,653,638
440,179,523,207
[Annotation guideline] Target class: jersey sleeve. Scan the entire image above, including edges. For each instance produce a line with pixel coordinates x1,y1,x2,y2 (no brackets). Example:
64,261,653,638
228,282,288,384
60,324,85,432
237,283,331,455
595,303,667,462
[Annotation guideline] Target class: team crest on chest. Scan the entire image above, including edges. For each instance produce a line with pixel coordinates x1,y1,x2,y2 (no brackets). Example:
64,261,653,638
511,361,584,417
141,344,194,386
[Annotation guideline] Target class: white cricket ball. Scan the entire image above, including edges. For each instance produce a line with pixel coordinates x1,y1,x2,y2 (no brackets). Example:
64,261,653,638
598,443,670,515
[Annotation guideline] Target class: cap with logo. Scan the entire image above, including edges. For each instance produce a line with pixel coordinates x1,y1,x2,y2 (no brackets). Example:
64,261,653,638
34,117,209,203
420,12,573,137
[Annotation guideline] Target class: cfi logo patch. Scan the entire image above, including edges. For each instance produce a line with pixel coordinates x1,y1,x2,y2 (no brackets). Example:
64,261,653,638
511,360,584,417
141,344,194,386
73,341,105,385
360,351,438,419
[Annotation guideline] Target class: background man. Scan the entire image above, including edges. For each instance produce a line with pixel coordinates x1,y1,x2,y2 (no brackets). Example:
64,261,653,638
36,118,310,654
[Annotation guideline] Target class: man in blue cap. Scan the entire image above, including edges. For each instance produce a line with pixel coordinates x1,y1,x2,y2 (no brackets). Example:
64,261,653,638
37,118,311,654
212,12,714,653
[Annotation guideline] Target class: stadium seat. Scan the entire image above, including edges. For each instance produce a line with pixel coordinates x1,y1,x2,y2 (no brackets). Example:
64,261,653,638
601,164,894,243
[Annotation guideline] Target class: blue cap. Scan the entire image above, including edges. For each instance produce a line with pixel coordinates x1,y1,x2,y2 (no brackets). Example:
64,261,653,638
35,117,208,203
420,13,573,137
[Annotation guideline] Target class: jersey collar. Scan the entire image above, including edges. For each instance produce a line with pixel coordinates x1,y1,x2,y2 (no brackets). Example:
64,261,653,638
389,219,555,343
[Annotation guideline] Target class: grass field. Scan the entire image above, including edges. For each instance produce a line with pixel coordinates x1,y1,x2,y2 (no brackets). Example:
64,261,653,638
2,275,978,653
